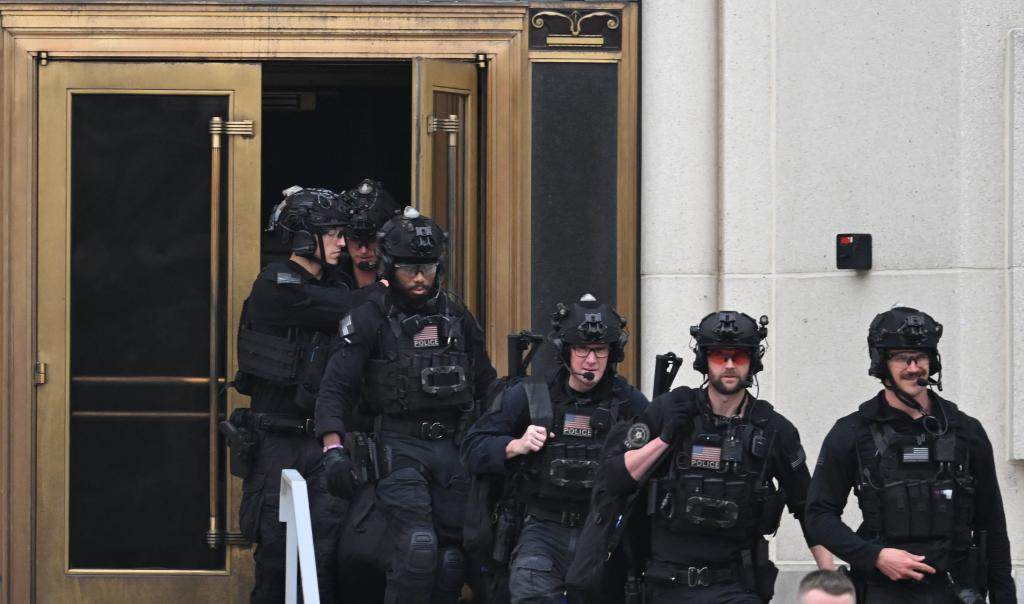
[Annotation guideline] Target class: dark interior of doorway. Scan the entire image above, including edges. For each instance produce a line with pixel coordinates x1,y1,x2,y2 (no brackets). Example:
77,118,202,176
261,61,412,265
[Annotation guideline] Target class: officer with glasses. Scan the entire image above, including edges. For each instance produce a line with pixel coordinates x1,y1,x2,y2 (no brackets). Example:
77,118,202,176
602,311,832,603
806,307,1015,603
315,206,497,604
461,294,648,603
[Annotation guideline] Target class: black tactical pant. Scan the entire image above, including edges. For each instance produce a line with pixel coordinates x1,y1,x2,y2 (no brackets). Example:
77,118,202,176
862,577,959,603
375,432,470,604
645,580,762,604
509,516,580,604
239,431,345,604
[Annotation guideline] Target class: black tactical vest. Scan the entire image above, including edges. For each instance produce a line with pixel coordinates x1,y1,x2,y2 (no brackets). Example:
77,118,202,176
652,400,785,540
235,300,329,410
517,389,621,513
362,306,475,416
854,409,975,570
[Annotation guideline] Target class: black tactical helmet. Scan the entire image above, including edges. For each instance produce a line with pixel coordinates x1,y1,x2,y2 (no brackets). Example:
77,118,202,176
267,186,347,257
341,178,402,243
377,206,447,278
549,294,628,364
689,311,768,375
867,306,943,380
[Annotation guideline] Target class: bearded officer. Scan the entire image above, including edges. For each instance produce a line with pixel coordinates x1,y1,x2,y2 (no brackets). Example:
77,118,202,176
316,207,497,604
603,311,832,603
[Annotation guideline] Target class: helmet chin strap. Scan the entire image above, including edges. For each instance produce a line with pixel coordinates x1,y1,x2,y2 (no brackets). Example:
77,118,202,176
883,373,947,436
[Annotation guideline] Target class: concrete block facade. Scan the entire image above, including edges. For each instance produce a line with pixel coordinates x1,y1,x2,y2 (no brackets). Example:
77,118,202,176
641,1,1024,599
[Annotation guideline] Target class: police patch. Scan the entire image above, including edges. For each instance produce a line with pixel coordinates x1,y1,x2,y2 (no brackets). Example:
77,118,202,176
624,422,651,449
562,413,592,438
691,444,722,470
413,324,441,348
276,271,302,284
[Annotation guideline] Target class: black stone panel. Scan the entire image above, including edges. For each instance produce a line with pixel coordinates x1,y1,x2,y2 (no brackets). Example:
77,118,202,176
530,62,618,374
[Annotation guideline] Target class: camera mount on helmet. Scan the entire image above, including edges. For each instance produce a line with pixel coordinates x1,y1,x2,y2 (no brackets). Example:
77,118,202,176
267,185,347,261
341,178,402,244
866,306,945,429
548,293,628,365
377,206,448,283
689,311,768,375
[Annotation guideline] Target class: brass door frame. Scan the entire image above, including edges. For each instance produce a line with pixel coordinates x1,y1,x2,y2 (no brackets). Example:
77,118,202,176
35,60,261,602
0,4,638,602
412,57,479,311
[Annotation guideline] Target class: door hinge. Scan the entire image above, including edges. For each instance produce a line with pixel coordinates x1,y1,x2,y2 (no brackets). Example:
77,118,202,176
33,362,48,386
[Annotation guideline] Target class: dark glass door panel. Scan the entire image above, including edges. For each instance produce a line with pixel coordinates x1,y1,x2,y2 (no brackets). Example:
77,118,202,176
69,94,227,570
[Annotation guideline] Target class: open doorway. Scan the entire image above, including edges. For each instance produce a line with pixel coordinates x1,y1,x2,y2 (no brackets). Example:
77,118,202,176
260,61,412,265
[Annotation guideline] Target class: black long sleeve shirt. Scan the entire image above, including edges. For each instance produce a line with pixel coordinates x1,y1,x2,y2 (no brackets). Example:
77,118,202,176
805,392,1015,603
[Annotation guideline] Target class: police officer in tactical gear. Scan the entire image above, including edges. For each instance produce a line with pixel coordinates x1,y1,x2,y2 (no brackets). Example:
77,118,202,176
604,311,831,603
316,206,497,604
805,307,1016,603
231,186,363,604
339,178,401,289
461,294,649,604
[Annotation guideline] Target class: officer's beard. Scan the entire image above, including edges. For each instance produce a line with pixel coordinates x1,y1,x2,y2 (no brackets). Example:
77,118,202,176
708,370,750,395
390,277,438,311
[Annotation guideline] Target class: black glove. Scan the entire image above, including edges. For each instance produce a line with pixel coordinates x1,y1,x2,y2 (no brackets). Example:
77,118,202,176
323,447,356,499
659,388,695,445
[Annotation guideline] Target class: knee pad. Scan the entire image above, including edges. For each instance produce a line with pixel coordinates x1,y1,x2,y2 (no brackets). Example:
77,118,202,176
404,530,437,575
435,547,465,593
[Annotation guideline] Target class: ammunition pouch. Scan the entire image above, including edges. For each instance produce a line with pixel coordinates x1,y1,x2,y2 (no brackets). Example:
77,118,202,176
363,350,474,415
880,478,956,541
343,431,381,485
237,324,301,385
755,484,786,535
220,408,258,478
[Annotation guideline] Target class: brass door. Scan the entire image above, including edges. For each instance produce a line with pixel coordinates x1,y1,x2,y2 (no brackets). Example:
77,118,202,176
411,58,480,313
37,62,261,603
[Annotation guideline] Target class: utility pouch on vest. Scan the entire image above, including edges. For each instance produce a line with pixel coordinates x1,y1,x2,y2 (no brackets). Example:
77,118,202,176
908,481,932,537
237,325,301,384
293,332,329,410
882,481,913,539
220,408,257,479
930,479,955,537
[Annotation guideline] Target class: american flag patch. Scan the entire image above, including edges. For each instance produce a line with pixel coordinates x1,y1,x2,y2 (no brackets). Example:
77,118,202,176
413,324,441,348
902,446,930,463
691,444,722,470
562,413,593,438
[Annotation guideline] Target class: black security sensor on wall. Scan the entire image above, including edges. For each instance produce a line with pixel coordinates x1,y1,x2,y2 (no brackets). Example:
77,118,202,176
836,233,872,270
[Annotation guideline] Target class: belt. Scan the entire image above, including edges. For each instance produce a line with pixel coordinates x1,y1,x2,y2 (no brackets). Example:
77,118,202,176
644,560,739,588
251,413,315,435
525,505,586,528
379,417,458,440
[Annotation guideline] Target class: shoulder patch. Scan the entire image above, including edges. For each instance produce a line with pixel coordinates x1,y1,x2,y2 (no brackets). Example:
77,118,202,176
339,314,355,337
276,271,302,285
624,422,651,449
789,445,807,469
